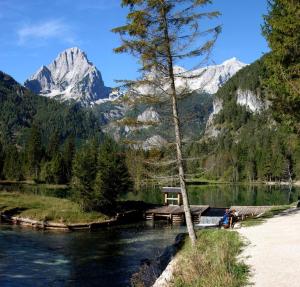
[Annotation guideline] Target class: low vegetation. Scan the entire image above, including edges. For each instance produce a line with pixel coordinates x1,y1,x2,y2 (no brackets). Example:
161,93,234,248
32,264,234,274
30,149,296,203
0,192,108,223
172,230,249,287
241,205,290,227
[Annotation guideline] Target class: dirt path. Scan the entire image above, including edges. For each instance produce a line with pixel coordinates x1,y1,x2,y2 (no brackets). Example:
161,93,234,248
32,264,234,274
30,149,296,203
238,208,300,287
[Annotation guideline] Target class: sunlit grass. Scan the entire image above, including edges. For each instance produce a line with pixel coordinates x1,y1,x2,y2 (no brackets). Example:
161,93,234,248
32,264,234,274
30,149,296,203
0,192,108,223
172,230,249,287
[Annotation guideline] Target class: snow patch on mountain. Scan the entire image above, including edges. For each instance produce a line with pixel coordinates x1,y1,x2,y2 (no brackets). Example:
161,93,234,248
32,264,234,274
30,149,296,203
25,47,111,105
175,58,247,94
135,58,246,96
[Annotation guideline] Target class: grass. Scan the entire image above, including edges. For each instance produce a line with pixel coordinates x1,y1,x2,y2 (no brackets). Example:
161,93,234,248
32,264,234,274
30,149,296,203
0,192,108,224
171,230,249,287
241,205,290,227
0,180,69,189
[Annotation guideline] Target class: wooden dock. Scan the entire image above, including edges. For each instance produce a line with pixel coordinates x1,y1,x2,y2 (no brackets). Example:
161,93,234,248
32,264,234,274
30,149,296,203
145,205,274,224
230,205,273,219
146,205,209,224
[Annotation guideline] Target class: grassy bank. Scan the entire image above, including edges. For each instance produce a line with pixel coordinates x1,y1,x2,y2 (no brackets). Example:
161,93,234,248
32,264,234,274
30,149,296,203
172,230,249,287
0,192,108,223
241,205,291,227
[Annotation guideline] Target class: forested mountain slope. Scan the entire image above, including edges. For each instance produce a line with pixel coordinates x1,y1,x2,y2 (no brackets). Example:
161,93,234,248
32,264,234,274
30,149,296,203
0,71,102,146
186,59,300,182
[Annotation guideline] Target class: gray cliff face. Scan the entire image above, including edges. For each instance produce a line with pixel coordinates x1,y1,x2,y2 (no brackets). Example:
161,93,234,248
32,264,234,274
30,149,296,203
25,47,111,105
236,89,269,112
205,88,270,138
205,97,223,138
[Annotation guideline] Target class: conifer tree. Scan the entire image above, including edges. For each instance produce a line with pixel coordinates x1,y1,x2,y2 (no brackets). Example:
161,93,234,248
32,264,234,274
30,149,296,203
0,141,3,179
72,141,98,210
63,136,76,182
113,0,220,245
3,145,22,180
47,131,60,160
96,138,133,206
27,124,43,179
262,0,300,125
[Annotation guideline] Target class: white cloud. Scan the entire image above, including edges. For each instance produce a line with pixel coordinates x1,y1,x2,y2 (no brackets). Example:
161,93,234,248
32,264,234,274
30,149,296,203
17,19,75,45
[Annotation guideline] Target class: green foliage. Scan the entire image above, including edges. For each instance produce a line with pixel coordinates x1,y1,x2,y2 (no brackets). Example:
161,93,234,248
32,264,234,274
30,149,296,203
63,136,76,182
40,154,65,184
72,141,98,210
26,124,43,178
0,141,3,179
185,59,300,182
113,0,220,74
97,138,133,203
0,71,104,185
46,131,60,159
72,139,133,212
3,145,22,180
262,0,300,125
0,192,107,223
172,230,249,287
0,71,102,146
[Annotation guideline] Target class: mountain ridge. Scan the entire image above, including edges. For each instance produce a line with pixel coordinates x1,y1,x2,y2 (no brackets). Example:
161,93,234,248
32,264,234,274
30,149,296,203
25,47,111,105
25,47,246,107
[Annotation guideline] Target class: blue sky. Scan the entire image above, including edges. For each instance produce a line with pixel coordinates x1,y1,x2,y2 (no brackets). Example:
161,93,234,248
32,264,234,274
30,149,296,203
0,0,269,87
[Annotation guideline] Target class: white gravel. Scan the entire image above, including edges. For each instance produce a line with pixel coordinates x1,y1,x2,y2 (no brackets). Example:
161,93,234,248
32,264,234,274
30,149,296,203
238,208,300,287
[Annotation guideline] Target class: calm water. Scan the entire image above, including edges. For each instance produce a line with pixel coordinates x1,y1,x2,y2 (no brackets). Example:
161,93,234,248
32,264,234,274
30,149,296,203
0,183,299,286
1,182,299,207
0,222,184,287
126,184,300,207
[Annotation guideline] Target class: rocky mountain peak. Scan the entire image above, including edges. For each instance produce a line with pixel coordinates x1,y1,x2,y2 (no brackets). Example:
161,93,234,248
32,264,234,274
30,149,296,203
25,47,111,105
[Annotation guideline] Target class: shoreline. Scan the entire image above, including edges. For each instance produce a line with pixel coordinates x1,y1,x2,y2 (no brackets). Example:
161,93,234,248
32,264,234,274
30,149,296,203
1,179,299,187
0,209,143,231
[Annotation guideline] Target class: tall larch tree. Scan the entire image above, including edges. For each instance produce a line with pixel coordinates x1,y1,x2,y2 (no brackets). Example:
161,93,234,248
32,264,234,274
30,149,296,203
112,0,221,245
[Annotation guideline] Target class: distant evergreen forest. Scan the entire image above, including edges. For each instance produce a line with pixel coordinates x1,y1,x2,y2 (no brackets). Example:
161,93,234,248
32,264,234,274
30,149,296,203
185,59,300,182
123,59,300,185
0,71,132,211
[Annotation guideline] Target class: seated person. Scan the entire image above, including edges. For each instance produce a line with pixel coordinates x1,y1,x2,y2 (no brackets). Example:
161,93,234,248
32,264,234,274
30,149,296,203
229,209,239,228
219,208,230,229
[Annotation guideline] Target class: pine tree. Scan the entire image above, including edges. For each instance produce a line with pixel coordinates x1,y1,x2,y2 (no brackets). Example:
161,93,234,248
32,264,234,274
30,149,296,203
3,145,22,180
262,0,300,125
113,0,220,246
50,154,65,184
47,131,60,160
63,136,75,182
96,138,133,206
71,141,98,211
0,141,3,179
27,124,43,179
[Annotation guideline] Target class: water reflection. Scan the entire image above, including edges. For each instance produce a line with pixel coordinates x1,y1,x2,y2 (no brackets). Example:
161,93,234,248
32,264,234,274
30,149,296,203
126,184,299,207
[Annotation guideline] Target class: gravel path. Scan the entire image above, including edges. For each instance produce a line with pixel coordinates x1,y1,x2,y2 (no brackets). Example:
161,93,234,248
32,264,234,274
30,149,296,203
238,208,300,287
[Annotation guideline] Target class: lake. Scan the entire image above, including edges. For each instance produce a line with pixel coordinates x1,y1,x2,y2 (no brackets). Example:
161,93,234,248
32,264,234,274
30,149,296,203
0,222,184,287
1,182,298,207
126,184,300,207
0,183,298,286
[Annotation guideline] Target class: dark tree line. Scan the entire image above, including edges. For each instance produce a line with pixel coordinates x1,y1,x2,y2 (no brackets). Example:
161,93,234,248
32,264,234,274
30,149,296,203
0,125,132,211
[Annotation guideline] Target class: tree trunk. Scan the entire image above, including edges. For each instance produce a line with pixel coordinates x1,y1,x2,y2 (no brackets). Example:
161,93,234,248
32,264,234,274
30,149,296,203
161,3,197,246
170,91,197,246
